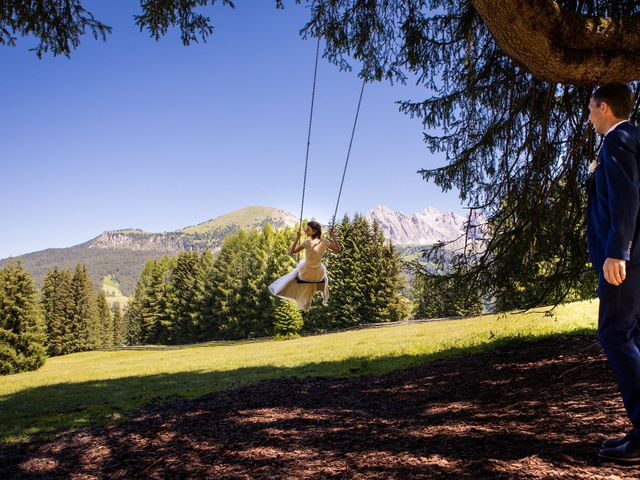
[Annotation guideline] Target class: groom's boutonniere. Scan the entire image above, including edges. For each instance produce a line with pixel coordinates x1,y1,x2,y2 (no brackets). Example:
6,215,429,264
589,140,603,174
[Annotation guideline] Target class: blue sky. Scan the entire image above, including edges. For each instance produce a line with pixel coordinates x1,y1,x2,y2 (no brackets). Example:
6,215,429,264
0,1,462,259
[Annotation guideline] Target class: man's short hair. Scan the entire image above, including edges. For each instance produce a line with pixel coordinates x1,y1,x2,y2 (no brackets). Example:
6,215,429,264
592,82,635,119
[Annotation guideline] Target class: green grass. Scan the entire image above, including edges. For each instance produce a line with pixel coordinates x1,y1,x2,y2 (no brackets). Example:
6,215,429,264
0,300,598,444
101,275,129,307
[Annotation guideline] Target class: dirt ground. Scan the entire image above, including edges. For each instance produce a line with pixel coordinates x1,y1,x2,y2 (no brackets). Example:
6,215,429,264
2,334,639,479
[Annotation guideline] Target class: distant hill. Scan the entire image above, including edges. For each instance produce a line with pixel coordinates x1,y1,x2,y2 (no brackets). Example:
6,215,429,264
0,205,476,296
0,206,298,296
0,244,171,297
181,206,298,235
90,206,298,252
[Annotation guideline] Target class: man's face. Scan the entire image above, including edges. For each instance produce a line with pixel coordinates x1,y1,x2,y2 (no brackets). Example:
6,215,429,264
588,98,609,135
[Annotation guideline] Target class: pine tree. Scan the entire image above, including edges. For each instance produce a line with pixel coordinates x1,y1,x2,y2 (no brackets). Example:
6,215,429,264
207,232,250,340
320,215,360,329
204,227,295,342
365,220,407,322
236,230,270,338
8,1,640,308
411,266,483,319
273,299,303,339
126,256,175,344
194,250,215,341
95,290,113,348
141,256,174,344
167,251,209,344
305,214,406,331
259,226,298,333
69,264,98,352
126,260,154,345
41,266,74,356
124,299,141,345
0,261,46,375
112,302,126,346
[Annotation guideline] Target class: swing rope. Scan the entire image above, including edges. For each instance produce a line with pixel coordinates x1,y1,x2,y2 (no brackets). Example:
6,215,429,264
330,77,366,229
298,36,366,240
298,36,321,233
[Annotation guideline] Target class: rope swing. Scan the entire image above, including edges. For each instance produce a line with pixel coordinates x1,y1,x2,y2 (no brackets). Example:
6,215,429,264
330,78,366,229
297,36,366,233
298,37,321,234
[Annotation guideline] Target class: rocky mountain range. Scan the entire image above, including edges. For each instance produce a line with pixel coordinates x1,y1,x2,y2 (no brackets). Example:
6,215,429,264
364,205,469,247
1,205,476,295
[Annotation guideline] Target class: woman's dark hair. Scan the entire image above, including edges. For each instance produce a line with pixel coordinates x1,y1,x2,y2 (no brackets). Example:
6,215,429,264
592,82,635,119
307,221,322,239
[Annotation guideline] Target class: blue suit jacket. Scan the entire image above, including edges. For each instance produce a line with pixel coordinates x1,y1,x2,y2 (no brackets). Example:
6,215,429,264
587,121,640,272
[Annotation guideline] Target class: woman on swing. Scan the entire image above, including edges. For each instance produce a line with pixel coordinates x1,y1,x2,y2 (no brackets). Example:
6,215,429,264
268,220,341,310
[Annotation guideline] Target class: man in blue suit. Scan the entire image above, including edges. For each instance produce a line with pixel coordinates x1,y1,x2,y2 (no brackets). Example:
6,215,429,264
586,82,640,463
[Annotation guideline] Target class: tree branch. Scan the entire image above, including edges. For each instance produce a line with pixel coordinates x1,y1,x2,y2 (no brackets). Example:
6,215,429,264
471,0,640,85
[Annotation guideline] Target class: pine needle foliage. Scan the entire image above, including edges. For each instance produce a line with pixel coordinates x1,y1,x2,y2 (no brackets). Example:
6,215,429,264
273,299,303,339
0,261,46,375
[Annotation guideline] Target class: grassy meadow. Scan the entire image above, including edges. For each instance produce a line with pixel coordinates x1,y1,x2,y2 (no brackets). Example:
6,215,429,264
101,274,129,307
0,300,598,444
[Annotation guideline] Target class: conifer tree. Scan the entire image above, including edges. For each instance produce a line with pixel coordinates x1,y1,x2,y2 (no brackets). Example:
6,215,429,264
167,251,209,343
95,290,113,348
8,1,640,86
112,302,126,346
259,226,298,333
126,256,176,344
0,261,46,374
124,300,140,345
305,214,406,331
188,249,216,341
69,264,98,352
412,266,483,319
365,220,407,322
126,260,154,345
273,299,303,339
236,230,270,338
204,228,294,341
141,256,175,343
207,231,255,340
41,266,74,356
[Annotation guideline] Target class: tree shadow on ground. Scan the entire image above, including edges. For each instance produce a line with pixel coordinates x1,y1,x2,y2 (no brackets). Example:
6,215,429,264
1,332,635,479
0,329,593,442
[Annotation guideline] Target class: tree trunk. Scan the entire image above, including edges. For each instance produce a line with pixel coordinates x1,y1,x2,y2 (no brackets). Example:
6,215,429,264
471,0,640,85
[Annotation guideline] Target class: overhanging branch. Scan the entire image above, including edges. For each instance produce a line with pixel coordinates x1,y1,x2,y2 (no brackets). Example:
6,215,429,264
471,0,640,85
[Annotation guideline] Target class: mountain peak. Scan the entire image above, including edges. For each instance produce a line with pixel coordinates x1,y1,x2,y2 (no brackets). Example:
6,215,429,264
180,206,298,234
365,205,467,246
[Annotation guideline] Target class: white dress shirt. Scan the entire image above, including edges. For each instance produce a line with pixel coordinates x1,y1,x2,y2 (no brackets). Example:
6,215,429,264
589,120,629,173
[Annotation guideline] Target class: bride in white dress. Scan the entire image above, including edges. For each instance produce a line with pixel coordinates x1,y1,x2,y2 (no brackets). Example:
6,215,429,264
268,221,341,309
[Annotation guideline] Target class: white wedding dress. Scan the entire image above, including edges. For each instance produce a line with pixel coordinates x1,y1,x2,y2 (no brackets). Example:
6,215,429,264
268,237,331,309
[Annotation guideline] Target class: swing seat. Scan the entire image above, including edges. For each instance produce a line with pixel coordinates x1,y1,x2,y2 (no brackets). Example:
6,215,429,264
296,275,326,284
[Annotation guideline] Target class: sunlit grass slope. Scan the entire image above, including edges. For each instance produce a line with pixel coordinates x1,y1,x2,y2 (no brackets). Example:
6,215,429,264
181,206,294,234
101,275,129,307
0,300,597,443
